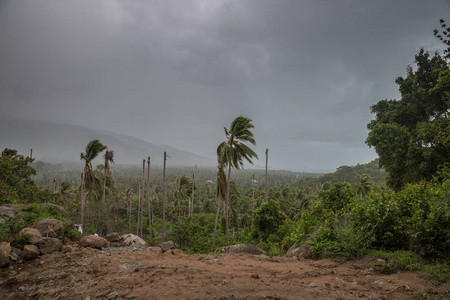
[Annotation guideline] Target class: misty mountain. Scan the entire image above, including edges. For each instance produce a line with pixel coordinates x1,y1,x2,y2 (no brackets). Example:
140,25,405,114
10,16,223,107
0,120,216,167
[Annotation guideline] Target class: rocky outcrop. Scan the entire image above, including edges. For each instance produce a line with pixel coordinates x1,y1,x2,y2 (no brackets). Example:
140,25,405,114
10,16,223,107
221,244,265,255
23,245,40,260
39,237,63,254
105,232,120,242
34,219,65,238
80,235,108,249
18,228,42,245
0,242,11,267
159,241,174,252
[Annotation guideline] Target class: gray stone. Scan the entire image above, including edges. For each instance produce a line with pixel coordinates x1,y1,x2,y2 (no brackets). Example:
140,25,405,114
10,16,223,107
159,241,174,252
0,241,11,267
39,237,62,255
286,245,312,260
221,244,265,255
34,219,65,238
121,234,146,246
107,292,118,299
23,245,40,260
18,228,42,245
80,235,108,249
105,232,120,242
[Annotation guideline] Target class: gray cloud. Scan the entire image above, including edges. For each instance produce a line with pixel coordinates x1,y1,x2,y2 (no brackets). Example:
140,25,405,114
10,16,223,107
0,0,448,171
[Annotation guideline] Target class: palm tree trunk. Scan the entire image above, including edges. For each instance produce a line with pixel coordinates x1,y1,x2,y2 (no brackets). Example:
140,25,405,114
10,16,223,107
162,151,167,243
147,157,152,241
137,184,141,236
212,188,221,249
225,164,232,245
252,174,255,221
141,159,145,237
265,148,268,202
80,173,85,227
102,162,107,202
191,174,195,216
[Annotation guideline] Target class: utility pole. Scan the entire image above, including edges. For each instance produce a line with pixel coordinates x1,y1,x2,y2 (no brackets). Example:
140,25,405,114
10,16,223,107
265,148,269,202
252,174,255,221
147,156,152,241
191,174,195,216
162,152,167,243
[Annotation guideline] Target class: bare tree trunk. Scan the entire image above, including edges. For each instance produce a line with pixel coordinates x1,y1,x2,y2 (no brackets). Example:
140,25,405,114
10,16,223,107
212,171,222,249
141,159,145,237
80,173,85,227
127,193,131,231
225,164,232,245
147,156,152,241
102,161,107,202
162,151,167,243
137,184,141,236
191,174,195,216
252,174,255,221
265,148,268,202
28,149,33,167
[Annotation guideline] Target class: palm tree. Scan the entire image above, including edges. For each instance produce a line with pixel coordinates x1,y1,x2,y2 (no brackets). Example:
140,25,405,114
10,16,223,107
219,116,258,245
355,174,373,197
173,175,192,224
102,150,114,202
81,139,107,197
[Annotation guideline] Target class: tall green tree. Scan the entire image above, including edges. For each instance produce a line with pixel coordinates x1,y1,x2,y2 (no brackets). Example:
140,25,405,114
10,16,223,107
173,175,192,224
219,116,258,245
366,49,449,190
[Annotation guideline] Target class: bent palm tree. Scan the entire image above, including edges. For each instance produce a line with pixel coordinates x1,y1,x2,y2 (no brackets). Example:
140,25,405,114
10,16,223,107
102,150,114,202
81,139,107,197
220,116,258,245
212,145,228,249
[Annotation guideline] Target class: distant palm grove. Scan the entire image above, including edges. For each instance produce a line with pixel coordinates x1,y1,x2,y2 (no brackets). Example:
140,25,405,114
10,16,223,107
0,21,449,282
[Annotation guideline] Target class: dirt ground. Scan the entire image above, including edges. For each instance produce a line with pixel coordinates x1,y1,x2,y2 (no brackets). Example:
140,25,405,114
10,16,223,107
0,244,449,300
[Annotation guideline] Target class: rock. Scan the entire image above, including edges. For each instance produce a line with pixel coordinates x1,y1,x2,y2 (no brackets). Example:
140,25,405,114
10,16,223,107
23,245,40,260
221,244,265,255
286,245,312,260
107,292,118,299
148,247,162,253
159,241,174,252
80,235,108,249
0,206,24,224
34,219,65,238
18,228,42,245
39,237,63,255
0,242,11,267
105,232,120,242
121,234,146,246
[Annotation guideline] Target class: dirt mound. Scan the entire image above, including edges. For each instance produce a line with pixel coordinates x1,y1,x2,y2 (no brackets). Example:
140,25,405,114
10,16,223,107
0,245,448,299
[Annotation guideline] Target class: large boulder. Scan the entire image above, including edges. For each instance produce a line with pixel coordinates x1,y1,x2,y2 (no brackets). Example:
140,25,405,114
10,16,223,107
121,234,146,246
286,245,312,260
0,242,11,267
39,237,63,255
105,232,120,242
0,206,24,224
221,244,265,255
34,219,65,238
159,241,174,252
80,235,108,249
18,228,42,245
23,245,40,260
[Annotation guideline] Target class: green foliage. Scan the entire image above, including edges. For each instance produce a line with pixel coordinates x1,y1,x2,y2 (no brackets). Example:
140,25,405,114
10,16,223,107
0,149,54,204
319,182,355,213
252,200,286,241
425,262,450,284
367,49,449,190
369,250,423,274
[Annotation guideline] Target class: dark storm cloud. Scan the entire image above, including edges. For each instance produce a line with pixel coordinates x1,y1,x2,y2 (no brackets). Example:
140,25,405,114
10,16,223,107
0,0,448,171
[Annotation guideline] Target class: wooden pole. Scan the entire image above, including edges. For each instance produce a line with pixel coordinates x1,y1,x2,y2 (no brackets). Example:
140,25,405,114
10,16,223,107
191,174,195,216
252,174,255,221
265,148,268,202
136,184,141,236
162,152,167,243
147,156,152,241
141,159,145,237
80,173,85,228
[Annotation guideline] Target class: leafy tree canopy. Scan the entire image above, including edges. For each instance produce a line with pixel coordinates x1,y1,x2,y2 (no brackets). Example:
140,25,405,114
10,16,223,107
367,48,450,190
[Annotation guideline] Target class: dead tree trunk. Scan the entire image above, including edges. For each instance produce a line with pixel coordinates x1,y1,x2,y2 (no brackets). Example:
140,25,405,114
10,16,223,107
162,151,167,243
147,156,152,241
265,148,268,202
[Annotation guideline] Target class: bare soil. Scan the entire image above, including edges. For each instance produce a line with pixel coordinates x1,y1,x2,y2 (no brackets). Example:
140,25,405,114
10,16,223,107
0,245,448,300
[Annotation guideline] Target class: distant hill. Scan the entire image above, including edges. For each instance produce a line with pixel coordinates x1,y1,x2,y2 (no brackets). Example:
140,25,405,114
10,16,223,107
0,120,215,167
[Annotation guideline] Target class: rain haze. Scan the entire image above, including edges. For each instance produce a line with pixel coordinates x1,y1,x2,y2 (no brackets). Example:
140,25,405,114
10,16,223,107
0,0,448,171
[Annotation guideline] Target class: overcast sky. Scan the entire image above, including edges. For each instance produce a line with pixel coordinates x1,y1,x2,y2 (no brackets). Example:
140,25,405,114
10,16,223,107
0,0,448,171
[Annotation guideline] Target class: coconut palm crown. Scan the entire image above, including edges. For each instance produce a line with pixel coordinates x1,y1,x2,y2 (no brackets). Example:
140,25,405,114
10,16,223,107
81,139,107,193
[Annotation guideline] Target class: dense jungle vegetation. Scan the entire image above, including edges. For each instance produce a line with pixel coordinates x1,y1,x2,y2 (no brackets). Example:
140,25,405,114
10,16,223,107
0,19,449,283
